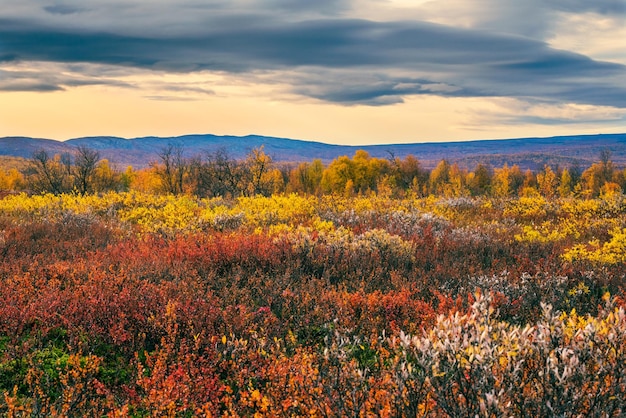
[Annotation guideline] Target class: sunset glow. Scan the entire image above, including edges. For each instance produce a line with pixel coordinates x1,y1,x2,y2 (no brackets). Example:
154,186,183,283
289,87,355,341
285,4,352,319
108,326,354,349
1,0,624,144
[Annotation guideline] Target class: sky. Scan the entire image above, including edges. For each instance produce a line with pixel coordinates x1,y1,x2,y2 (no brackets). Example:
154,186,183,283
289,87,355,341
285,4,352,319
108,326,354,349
0,0,625,145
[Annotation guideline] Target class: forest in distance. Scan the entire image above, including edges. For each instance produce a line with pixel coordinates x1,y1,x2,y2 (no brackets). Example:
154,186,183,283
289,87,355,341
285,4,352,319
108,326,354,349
0,144,626,416
1,143,625,199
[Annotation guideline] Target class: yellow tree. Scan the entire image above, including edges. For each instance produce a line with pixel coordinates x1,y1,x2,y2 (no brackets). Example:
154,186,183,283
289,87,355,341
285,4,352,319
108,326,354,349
580,150,616,197
245,146,275,196
536,165,558,198
429,159,451,196
492,164,511,198
289,159,324,194
558,168,573,197
0,168,25,191
262,168,286,195
351,150,388,193
287,163,306,194
520,169,538,196
448,163,468,197
130,167,162,193
468,163,491,196
491,164,524,198
93,159,123,192
321,155,354,194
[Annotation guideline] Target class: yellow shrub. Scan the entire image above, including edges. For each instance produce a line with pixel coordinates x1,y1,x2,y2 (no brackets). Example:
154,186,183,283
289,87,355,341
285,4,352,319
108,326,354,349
563,228,626,264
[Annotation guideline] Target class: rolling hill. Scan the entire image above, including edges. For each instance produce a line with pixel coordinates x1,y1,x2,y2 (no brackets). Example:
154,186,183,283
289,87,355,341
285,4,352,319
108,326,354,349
1,133,625,170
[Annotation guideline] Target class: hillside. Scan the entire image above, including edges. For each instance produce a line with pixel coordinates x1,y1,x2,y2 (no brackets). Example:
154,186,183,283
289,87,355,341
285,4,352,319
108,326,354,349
1,133,625,170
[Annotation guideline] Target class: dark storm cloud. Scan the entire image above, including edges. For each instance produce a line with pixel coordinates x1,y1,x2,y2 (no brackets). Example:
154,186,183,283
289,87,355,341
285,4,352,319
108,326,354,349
0,14,624,107
292,72,480,106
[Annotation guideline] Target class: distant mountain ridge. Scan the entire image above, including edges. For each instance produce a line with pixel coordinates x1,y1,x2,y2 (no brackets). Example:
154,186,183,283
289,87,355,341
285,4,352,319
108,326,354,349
1,133,625,170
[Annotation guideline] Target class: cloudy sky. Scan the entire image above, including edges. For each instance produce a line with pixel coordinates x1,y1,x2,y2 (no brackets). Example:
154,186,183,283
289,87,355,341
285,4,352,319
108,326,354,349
1,0,625,144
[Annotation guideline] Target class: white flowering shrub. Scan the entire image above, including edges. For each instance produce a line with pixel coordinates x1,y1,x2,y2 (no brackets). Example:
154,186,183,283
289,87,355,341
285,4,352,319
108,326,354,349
389,294,626,416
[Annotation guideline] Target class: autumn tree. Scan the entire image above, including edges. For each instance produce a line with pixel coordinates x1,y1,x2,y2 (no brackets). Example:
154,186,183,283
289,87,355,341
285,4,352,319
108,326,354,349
491,164,524,197
387,154,427,196
569,162,583,186
92,159,124,192
467,163,491,196
447,163,468,196
0,168,25,191
28,149,73,194
429,159,451,195
119,166,136,191
248,146,269,195
617,168,626,193
263,167,286,195
558,168,573,197
241,146,284,196
600,149,615,183
130,167,162,193
153,144,187,194
580,150,617,197
73,146,100,195
536,165,558,198
352,150,388,193
191,148,241,198
304,159,324,194
288,159,324,194
321,155,355,194
519,169,538,196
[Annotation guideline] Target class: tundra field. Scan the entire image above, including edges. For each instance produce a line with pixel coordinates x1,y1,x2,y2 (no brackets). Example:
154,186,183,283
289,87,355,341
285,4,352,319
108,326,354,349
1,151,626,416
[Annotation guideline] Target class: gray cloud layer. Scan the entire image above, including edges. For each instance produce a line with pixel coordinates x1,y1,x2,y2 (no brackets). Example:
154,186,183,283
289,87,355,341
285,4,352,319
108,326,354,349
0,1,625,109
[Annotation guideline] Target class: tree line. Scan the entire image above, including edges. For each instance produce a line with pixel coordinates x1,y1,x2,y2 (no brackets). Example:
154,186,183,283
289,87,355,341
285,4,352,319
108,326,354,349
0,145,625,199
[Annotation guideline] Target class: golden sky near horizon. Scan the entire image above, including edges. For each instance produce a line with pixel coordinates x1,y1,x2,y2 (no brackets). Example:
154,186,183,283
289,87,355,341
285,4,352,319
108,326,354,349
1,0,625,145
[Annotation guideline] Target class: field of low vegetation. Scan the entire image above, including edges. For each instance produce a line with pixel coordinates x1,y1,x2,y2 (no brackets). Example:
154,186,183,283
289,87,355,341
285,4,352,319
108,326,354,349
1,146,625,416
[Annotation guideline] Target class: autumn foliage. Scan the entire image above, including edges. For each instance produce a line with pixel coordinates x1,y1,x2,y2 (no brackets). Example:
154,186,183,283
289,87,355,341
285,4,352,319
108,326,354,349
1,184,626,415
